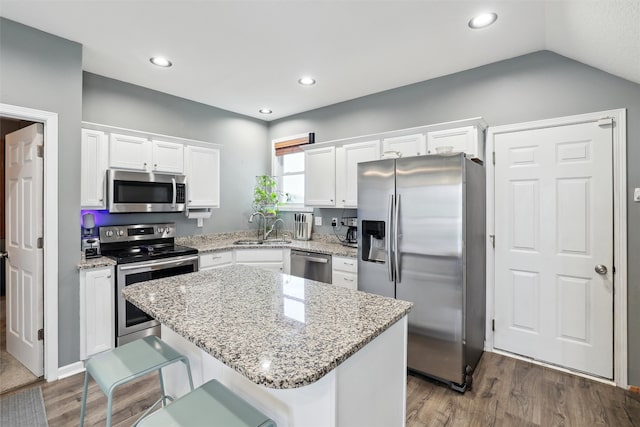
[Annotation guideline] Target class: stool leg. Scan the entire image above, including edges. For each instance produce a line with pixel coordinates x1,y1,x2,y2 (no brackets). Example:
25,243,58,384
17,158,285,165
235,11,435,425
79,371,90,427
106,392,114,427
183,357,194,391
158,369,168,407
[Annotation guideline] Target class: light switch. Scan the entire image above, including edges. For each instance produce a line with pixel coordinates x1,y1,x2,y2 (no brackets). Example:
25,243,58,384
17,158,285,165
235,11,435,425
634,188,640,202
315,216,322,226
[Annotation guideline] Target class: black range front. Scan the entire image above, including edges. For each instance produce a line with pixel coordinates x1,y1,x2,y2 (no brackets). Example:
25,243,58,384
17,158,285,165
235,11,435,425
100,223,199,346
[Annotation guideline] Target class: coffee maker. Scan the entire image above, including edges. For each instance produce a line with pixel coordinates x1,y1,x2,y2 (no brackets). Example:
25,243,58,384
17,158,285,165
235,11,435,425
342,217,358,246
81,212,101,259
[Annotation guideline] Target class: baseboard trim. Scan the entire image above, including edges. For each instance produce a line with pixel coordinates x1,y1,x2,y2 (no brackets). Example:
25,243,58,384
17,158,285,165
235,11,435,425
57,361,85,380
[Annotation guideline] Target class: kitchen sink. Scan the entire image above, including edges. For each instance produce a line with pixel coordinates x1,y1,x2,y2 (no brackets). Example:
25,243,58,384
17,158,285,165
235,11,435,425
233,239,292,245
233,239,264,245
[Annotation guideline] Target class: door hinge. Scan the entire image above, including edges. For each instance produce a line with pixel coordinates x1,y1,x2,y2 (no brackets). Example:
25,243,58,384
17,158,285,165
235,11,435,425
37,328,44,341
37,145,44,158
598,117,613,127
37,237,44,249
492,319,495,331
492,151,495,165
489,235,495,248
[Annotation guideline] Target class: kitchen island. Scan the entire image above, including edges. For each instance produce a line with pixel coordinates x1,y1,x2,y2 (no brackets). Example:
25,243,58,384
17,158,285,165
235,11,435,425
122,264,412,427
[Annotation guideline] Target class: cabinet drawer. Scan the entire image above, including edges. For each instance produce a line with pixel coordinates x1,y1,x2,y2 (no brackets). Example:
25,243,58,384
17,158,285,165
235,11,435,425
332,256,357,273
235,249,284,263
333,270,358,290
199,251,233,269
236,262,284,273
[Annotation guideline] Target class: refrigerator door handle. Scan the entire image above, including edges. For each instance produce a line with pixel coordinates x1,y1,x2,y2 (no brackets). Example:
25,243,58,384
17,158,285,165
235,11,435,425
387,194,394,281
395,194,401,283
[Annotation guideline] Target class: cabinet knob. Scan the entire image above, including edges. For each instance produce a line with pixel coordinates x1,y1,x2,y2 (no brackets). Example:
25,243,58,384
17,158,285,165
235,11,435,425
144,162,147,168
188,200,192,203
99,198,103,202
342,199,345,202
154,163,157,168
330,199,334,202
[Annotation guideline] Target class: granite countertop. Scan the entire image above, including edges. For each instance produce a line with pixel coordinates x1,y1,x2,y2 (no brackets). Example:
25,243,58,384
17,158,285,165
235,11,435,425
122,264,412,389
176,232,358,258
77,252,117,270
77,232,357,269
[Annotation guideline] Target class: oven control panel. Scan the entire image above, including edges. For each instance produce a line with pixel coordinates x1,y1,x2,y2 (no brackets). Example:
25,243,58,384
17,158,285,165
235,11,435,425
100,223,175,243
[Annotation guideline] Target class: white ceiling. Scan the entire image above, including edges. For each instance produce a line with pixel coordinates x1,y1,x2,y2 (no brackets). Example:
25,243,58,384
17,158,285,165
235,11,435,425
1,1,638,121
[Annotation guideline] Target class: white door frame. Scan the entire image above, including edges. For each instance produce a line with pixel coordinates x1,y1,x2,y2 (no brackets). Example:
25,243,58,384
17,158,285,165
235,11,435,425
1,102,59,381
485,109,627,388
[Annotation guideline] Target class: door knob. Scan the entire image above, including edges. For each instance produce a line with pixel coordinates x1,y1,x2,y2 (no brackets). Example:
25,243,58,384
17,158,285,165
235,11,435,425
595,264,608,275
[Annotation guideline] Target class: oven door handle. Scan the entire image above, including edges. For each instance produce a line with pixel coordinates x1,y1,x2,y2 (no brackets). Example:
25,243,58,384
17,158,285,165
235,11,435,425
118,255,199,271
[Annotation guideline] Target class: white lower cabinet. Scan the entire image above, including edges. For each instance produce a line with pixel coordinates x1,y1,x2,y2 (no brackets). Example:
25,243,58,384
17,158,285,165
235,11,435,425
199,251,233,271
80,267,115,360
234,248,288,274
332,256,358,290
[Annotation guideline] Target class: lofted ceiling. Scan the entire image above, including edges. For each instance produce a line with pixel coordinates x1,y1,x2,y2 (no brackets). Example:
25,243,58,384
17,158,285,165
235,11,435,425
1,1,638,121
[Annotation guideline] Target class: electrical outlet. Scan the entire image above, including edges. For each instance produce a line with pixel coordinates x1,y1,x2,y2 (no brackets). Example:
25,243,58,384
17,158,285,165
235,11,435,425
315,216,322,226
331,217,338,226
634,188,640,202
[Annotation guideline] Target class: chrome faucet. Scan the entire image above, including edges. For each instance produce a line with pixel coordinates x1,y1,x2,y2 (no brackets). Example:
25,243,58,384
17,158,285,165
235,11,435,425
249,212,266,240
265,218,284,240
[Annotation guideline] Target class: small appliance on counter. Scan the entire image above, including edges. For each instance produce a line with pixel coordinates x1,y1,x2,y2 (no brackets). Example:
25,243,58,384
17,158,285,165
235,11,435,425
341,217,358,247
294,213,312,240
81,212,101,259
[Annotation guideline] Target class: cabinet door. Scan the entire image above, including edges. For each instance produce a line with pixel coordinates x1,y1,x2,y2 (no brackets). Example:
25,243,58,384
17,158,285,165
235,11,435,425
81,129,108,209
382,134,426,158
332,270,358,290
80,267,114,360
185,145,220,208
341,140,380,207
152,140,184,173
236,262,284,273
109,133,151,171
199,251,233,271
304,146,336,207
426,126,484,161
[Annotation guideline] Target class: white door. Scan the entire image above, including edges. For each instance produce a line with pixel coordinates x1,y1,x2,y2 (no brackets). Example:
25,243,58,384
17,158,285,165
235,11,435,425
5,123,44,376
494,120,613,379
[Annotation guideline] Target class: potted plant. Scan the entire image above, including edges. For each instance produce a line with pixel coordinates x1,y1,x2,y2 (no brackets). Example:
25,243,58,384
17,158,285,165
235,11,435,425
252,175,288,217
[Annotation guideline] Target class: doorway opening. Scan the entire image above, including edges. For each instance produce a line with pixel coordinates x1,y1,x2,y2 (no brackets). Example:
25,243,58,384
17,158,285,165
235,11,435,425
0,116,43,394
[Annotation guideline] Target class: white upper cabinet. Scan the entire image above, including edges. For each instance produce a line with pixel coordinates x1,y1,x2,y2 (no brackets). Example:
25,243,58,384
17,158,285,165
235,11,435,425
185,145,220,208
336,140,380,208
110,134,185,173
305,146,336,207
382,134,426,158
151,140,184,173
426,125,484,161
109,133,151,171
81,129,108,209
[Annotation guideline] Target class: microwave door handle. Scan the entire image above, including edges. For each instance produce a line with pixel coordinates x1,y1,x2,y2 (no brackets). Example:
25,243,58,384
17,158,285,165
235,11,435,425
172,177,177,208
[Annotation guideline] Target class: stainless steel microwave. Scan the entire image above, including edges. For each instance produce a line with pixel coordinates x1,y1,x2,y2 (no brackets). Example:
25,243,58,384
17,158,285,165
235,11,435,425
107,169,186,213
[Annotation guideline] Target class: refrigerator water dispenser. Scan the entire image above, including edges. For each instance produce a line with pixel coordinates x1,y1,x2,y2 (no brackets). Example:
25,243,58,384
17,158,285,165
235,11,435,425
361,220,386,263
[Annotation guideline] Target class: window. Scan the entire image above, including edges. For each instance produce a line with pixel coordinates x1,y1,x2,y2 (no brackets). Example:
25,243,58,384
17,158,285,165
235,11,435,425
272,133,314,209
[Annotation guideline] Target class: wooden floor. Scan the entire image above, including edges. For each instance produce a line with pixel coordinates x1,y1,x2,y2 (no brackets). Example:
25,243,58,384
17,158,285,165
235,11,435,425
10,352,638,426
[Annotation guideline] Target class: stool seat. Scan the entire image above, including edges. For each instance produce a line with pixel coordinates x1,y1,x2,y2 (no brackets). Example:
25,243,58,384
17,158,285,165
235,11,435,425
138,379,276,427
80,336,194,427
87,336,187,395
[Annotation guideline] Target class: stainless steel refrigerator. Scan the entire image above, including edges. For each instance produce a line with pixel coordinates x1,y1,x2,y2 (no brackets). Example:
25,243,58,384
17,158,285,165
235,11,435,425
357,153,485,391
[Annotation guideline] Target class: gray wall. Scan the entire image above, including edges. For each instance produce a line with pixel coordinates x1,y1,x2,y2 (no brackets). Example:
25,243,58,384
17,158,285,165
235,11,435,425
269,50,640,386
0,18,83,366
82,72,270,236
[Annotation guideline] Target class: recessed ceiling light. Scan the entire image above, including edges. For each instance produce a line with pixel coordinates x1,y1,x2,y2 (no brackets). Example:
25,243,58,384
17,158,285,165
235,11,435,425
468,12,498,29
150,56,173,67
259,108,273,114
298,76,316,86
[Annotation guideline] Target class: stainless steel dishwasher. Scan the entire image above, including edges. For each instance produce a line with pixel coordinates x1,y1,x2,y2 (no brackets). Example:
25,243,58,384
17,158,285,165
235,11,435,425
290,250,332,284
